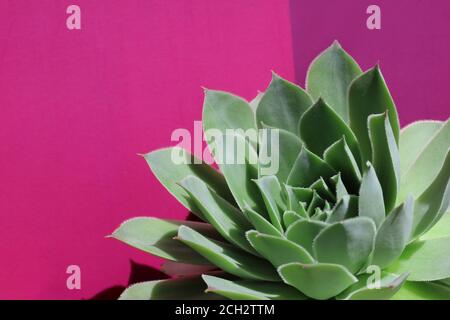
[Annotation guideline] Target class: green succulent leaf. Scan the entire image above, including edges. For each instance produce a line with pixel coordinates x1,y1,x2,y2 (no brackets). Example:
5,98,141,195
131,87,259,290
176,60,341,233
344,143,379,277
287,146,336,188
203,89,257,146
283,186,313,213
285,219,328,256
368,112,400,213
283,210,306,228
371,196,414,269
177,226,279,281
202,275,307,300
278,262,358,300
179,176,255,254
300,98,361,164
386,236,450,281
392,281,450,300
326,195,358,223
259,127,302,183
358,162,385,228
307,191,326,217
411,151,450,239
313,217,376,273
349,65,400,163
246,231,314,267
310,177,335,203
243,206,283,237
420,213,450,240
111,217,217,265
207,132,264,213
249,91,264,113
256,73,312,135
331,173,349,201
119,277,220,300
253,176,285,232
337,272,409,300
398,120,450,204
323,137,362,191
306,41,362,123
144,147,234,219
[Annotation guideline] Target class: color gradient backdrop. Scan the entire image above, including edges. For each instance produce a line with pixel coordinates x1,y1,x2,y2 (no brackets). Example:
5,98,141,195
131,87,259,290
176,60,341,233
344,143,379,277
0,0,448,299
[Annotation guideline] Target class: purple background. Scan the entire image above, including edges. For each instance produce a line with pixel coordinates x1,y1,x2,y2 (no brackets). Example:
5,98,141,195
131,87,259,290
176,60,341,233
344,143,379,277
0,0,448,299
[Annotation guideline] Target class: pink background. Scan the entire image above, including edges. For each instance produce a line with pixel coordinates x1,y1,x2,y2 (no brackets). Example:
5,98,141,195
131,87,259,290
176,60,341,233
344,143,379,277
0,0,448,299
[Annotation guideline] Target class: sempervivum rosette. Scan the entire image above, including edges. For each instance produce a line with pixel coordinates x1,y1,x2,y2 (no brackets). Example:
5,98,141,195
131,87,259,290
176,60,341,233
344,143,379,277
111,42,450,300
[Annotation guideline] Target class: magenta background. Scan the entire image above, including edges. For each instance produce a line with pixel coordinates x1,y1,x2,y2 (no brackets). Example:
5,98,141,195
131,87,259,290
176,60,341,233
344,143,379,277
0,0,448,299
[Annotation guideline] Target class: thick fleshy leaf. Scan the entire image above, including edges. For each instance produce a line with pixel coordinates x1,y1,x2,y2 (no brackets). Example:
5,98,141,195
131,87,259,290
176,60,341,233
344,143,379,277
283,185,313,214
358,162,385,228
111,217,216,264
179,176,255,254
119,277,219,300
398,120,450,204
387,237,450,281
307,191,326,216
253,176,285,231
208,132,264,213
177,226,279,281
286,220,328,256
368,113,400,213
161,261,216,277
421,213,450,241
259,127,302,183
392,281,450,300
326,195,358,223
243,206,282,237
202,89,257,146
310,178,335,202
287,146,336,188
313,217,376,273
371,197,414,269
145,147,233,219
331,173,349,201
283,210,306,228
306,41,362,123
349,65,400,163
246,231,314,268
278,262,358,300
323,137,362,191
256,73,312,135
202,275,307,300
411,151,450,239
249,91,264,113
337,272,408,300
300,98,360,163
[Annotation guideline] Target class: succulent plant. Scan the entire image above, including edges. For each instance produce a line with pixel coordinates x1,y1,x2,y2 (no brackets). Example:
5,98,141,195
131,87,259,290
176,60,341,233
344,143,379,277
111,41,450,300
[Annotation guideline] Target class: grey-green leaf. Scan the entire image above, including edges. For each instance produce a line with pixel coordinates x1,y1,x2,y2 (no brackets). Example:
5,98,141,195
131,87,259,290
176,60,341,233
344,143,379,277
278,262,358,300
300,98,361,163
371,196,414,269
119,277,219,300
256,72,312,135
358,162,385,228
179,175,255,254
411,151,450,239
145,147,234,219
246,231,314,267
386,237,450,281
313,217,376,273
202,275,307,300
349,65,400,163
398,120,449,204
306,41,362,123
285,219,328,256
326,195,358,223
111,217,216,265
253,175,285,231
368,113,400,213
287,146,336,188
178,226,279,281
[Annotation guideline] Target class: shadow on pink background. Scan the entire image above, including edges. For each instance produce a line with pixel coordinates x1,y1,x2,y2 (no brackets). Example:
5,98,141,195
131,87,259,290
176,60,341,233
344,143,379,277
0,0,448,299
